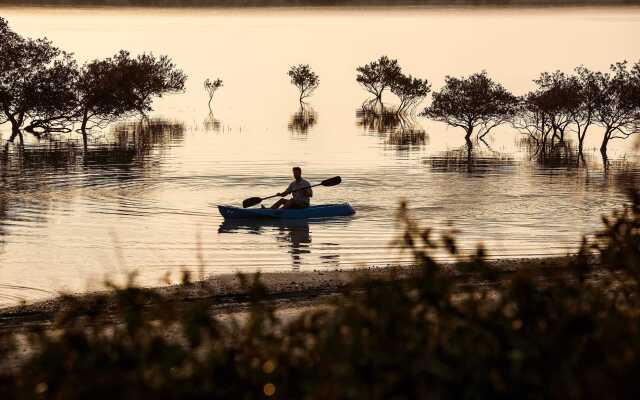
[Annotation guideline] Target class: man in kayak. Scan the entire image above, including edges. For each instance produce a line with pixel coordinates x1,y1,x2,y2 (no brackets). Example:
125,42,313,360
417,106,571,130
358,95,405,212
270,167,313,209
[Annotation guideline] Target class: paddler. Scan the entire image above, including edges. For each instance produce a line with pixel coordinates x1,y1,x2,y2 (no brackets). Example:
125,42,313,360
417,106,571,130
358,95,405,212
270,167,313,209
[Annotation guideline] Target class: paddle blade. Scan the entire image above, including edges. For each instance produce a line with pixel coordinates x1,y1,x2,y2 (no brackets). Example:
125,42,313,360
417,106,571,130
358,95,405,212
242,197,262,208
321,176,342,187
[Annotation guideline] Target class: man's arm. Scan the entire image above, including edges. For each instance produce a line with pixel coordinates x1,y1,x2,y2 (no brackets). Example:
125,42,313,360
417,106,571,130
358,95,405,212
277,183,294,197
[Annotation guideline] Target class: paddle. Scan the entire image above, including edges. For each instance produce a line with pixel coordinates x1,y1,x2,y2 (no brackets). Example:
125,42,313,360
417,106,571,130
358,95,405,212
242,176,342,208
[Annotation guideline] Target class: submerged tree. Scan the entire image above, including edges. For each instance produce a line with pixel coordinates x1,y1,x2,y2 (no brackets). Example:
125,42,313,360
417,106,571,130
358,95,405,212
203,78,223,110
422,71,518,142
514,67,600,158
592,61,640,157
569,66,600,155
356,55,402,105
0,17,78,143
119,52,187,118
528,71,582,143
390,73,430,115
287,64,319,103
21,54,79,136
74,51,188,148
75,52,135,148
0,18,187,147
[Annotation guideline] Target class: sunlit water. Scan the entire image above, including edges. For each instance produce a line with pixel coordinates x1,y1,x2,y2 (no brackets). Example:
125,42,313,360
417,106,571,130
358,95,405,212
1,5,640,305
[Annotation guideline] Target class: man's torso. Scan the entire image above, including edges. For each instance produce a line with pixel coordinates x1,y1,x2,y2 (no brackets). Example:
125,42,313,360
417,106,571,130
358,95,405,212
288,179,311,205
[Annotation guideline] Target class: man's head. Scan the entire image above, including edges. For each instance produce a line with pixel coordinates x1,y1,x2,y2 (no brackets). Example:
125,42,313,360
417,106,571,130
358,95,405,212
292,166,302,180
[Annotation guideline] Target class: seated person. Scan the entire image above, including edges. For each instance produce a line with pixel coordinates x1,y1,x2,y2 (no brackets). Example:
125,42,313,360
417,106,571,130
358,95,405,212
271,166,312,209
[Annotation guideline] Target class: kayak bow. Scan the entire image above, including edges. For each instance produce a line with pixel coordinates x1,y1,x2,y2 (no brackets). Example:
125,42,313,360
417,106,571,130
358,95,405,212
218,203,355,220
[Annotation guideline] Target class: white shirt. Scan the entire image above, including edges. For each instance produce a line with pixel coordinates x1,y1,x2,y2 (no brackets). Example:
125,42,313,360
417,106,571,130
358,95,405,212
287,178,312,205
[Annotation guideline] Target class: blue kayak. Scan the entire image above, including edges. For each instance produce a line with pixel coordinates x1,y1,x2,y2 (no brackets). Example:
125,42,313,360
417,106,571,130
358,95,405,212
218,203,355,220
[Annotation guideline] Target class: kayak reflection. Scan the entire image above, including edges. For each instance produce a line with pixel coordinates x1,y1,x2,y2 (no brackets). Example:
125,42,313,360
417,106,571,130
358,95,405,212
219,219,311,269
218,218,351,269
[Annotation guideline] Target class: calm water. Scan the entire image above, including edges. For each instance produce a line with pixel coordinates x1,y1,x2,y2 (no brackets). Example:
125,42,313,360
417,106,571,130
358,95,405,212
1,5,640,305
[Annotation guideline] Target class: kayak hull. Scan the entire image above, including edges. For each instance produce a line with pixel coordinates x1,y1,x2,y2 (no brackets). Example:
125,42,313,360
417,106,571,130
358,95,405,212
218,203,355,220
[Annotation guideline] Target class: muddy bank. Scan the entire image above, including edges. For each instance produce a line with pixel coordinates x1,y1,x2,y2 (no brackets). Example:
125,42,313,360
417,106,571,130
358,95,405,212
0,256,577,331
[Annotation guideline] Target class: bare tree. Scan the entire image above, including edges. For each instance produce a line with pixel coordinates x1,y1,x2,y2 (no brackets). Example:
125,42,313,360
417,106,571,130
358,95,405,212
422,71,518,142
288,64,319,103
356,56,401,105
204,78,223,111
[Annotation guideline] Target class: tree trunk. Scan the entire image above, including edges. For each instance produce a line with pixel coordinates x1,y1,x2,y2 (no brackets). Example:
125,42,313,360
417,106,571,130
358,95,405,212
80,109,89,151
465,126,473,141
8,126,19,143
600,129,612,157
7,112,24,143
577,133,585,155
577,123,590,157
465,138,473,173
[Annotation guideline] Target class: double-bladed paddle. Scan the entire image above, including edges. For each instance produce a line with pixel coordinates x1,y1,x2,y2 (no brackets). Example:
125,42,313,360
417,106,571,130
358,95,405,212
242,176,342,208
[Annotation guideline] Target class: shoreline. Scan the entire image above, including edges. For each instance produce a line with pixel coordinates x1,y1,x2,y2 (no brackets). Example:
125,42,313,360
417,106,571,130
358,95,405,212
2,1,639,9
0,255,575,331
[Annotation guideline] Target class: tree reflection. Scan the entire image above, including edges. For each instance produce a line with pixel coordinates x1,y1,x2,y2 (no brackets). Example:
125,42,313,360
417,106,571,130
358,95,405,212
203,111,222,132
0,118,185,175
110,118,185,153
356,105,403,134
427,139,515,174
288,103,317,135
0,185,7,252
517,136,586,169
356,106,428,153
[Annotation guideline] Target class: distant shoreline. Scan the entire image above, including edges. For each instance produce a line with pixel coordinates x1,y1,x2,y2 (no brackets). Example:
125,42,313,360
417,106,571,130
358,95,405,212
1,0,639,9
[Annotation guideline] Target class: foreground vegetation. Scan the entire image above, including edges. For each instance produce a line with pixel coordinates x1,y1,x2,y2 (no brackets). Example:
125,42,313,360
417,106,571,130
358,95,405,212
1,192,640,398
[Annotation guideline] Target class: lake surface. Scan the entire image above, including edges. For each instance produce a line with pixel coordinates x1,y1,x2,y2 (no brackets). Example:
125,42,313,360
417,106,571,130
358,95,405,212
1,5,640,305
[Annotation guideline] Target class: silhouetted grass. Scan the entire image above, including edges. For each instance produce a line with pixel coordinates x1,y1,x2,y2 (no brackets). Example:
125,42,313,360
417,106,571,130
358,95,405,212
1,193,640,398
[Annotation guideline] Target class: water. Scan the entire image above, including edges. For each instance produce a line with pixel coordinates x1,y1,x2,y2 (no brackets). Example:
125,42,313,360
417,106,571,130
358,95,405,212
1,5,640,305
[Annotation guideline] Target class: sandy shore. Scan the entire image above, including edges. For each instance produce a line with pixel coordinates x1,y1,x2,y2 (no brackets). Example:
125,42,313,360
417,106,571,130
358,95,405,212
0,256,576,331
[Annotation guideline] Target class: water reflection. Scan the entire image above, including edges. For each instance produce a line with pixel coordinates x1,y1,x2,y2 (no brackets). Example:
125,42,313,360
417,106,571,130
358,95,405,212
606,159,640,195
203,111,222,132
356,106,404,134
386,129,427,151
288,104,317,135
356,106,428,154
427,141,516,174
0,194,7,253
2,4,640,306
219,219,311,269
0,118,187,251
111,118,185,152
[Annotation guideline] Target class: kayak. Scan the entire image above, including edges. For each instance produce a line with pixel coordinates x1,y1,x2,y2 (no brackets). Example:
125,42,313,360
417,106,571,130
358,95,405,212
218,203,355,220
